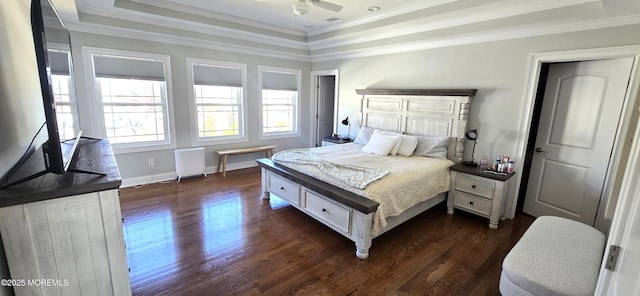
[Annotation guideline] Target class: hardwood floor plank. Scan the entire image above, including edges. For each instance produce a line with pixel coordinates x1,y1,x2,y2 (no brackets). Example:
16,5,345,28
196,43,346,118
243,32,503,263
119,167,534,295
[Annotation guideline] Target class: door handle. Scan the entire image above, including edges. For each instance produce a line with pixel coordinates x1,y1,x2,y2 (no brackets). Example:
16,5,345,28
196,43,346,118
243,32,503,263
535,147,545,153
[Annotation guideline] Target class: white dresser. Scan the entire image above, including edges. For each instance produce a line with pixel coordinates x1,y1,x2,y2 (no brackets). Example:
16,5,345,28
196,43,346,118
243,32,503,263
0,139,130,296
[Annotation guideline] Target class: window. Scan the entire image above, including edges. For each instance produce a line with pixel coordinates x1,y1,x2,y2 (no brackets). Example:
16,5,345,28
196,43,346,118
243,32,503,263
98,78,166,144
259,66,301,139
187,58,247,144
85,47,174,152
48,49,77,140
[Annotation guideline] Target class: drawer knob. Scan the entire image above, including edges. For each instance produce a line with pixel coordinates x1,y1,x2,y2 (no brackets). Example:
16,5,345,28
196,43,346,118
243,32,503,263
280,187,285,191
471,185,476,189
469,201,474,205
322,208,327,213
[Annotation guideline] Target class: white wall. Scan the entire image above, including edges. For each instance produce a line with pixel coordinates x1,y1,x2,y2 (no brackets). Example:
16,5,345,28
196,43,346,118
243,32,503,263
0,0,43,293
68,31,313,184
313,23,640,223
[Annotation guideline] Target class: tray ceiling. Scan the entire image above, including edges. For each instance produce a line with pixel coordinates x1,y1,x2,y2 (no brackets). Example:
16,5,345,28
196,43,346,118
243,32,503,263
53,0,640,61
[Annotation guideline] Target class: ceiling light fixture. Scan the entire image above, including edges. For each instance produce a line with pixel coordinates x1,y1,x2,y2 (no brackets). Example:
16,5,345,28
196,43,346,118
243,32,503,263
293,0,309,16
368,6,381,12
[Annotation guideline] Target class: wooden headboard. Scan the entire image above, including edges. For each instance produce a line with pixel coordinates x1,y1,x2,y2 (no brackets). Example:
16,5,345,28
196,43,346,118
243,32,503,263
355,89,476,162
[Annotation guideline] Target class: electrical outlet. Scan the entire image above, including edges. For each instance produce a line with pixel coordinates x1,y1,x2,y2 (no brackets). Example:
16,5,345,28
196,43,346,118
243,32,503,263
148,158,155,167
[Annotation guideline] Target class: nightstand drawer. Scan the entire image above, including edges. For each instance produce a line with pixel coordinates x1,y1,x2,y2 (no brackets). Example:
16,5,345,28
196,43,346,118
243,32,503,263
267,173,300,205
453,191,492,216
304,190,352,234
455,175,496,199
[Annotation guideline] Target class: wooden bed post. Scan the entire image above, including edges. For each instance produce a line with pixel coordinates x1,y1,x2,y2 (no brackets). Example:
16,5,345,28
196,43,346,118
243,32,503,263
455,99,471,162
261,167,270,200
352,211,374,259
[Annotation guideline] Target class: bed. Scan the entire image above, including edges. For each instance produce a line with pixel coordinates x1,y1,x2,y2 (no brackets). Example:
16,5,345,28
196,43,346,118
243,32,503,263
256,89,476,259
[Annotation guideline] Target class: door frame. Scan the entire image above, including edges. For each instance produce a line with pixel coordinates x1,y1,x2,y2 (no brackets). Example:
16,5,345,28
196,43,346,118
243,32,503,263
510,45,640,232
594,90,640,294
310,69,340,147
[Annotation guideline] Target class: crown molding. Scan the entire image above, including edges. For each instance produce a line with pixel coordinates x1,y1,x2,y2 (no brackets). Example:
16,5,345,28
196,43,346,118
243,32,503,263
67,22,312,62
308,0,601,50
309,14,640,62
78,6,309,51
130,0,306,37
65,0,640,64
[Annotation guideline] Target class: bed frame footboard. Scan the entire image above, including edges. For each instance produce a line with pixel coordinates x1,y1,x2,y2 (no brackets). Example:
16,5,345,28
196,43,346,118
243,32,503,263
257,159,446,259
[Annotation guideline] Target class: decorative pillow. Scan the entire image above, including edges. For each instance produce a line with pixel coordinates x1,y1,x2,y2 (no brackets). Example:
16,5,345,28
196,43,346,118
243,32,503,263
396,135,418,156
372,129,403,155
361,133,400,156
414,136,450,159
353,126,376,145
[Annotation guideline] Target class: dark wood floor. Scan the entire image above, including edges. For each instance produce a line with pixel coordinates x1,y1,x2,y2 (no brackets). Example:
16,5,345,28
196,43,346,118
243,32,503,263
119,167,534,296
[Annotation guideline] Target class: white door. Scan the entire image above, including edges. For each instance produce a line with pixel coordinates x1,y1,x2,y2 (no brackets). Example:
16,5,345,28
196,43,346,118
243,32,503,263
523,58,634,225
315,75,336,146
595,108,640,295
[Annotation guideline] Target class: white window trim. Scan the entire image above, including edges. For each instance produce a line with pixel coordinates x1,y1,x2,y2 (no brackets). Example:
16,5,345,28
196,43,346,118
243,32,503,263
258,65,301,140
82,46,176,154
186,57,249,146
47,43,80,140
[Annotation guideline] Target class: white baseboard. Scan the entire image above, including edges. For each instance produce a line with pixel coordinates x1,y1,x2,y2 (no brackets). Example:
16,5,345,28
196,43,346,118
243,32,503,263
120,160,259,188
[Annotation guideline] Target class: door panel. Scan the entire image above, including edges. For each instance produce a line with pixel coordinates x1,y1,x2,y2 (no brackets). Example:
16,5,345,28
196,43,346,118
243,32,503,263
537,159,588,215
550,75,606,148
523,58,634,225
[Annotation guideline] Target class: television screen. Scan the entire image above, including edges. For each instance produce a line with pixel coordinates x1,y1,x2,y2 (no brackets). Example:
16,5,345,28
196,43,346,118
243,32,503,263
36,0,85,174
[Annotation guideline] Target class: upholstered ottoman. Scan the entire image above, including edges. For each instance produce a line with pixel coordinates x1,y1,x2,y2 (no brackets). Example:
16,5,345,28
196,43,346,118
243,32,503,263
500,216,606,296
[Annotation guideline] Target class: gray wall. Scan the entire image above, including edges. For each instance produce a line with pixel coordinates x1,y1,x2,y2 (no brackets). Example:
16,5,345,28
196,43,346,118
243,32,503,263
69,32,313,183
316,25,640,162
313,24,640,230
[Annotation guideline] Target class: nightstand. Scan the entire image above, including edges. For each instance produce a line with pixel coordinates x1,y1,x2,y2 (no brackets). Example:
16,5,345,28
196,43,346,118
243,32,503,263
447,162,515,229
322,137,351,147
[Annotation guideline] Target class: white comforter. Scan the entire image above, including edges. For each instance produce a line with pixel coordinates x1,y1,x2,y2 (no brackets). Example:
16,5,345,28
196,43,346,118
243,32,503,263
272,143,453,235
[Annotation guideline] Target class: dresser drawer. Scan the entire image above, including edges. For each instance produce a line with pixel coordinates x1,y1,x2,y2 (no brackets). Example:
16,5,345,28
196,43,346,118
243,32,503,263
455,175,496,199
303,190,352,234
453,191,492,216
267,173,300,205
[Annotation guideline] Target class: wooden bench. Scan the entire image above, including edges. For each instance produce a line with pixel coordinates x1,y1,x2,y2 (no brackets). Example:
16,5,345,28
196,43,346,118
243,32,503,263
216,145,276,177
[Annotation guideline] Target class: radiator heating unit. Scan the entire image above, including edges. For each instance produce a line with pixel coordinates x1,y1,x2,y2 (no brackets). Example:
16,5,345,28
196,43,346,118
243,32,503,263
174,147,207,182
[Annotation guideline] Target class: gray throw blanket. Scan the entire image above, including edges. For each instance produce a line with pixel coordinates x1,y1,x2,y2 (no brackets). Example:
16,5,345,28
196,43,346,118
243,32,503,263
272,149,389,189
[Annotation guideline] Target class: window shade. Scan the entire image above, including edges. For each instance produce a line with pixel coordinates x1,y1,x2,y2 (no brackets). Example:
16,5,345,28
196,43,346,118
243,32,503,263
93,55,165,81
48,51,70,75
262,71,297,91
193,64,242,87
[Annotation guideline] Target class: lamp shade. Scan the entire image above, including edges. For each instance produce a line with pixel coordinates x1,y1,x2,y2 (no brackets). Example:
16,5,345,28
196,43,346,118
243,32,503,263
465,129,478,141
463,129,478,167
341,117,350,126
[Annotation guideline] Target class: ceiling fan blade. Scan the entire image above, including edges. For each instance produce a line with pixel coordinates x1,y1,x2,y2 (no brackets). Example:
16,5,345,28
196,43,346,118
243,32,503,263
310,0,343,12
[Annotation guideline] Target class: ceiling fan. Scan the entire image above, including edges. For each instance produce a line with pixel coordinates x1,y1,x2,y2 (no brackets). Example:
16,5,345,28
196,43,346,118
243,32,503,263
258,0,343,16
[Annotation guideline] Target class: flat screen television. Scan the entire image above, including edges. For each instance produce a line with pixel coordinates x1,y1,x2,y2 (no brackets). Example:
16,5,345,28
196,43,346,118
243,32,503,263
0,0,96,188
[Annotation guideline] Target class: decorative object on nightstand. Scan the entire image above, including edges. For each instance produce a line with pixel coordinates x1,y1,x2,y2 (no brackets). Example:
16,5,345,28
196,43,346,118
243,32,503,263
341,116,351,140
463,129,478,166
447,162,515,229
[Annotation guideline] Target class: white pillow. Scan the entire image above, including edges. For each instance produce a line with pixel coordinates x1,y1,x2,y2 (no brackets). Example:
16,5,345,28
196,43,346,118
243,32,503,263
353,126,376,145
361,133,400,156
414,136,450,159
372,129,403,155
396,135,418,156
